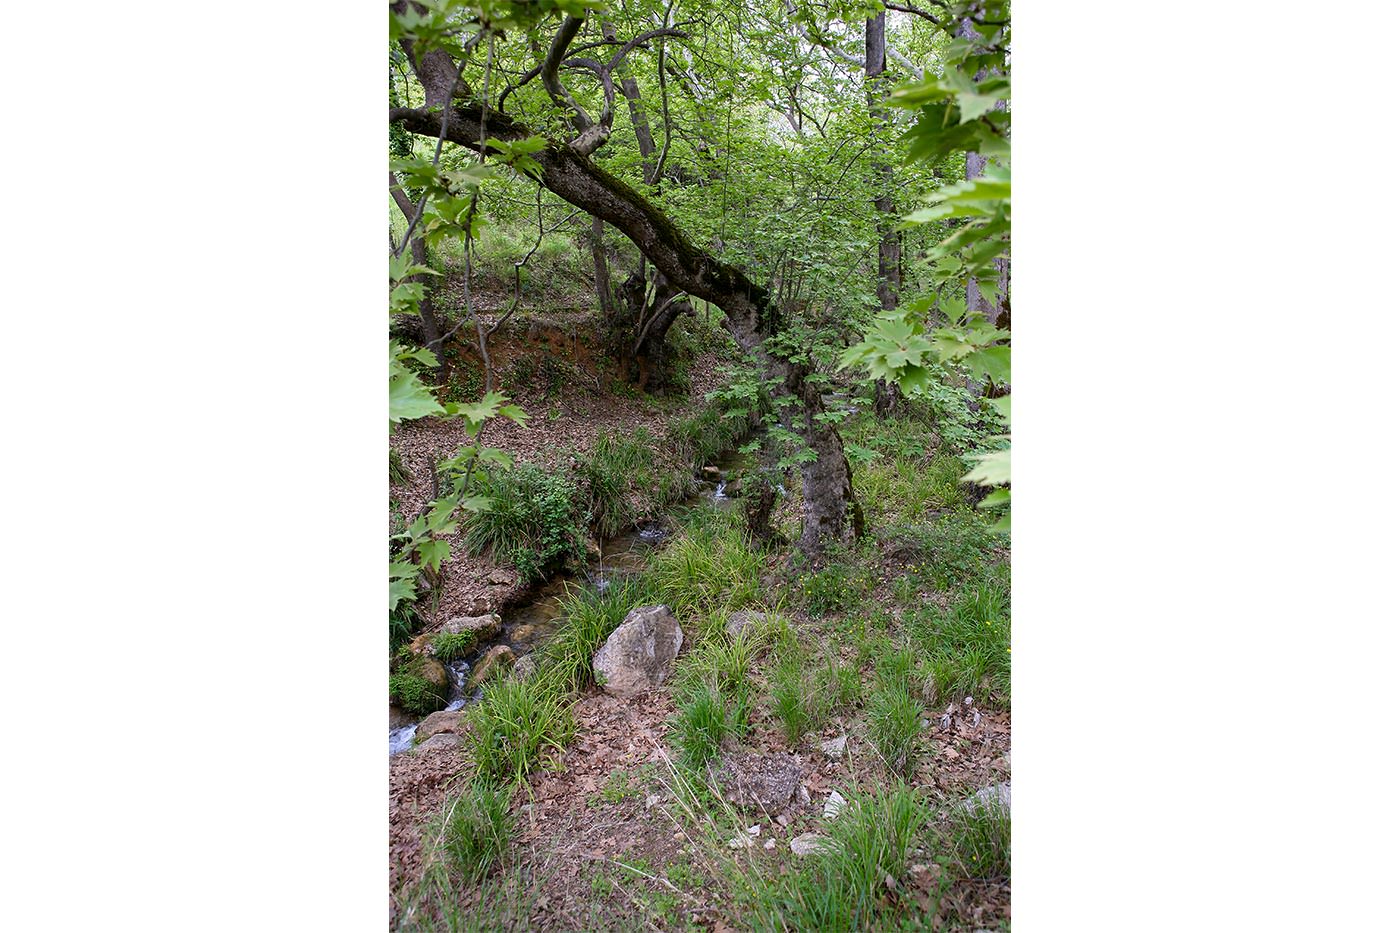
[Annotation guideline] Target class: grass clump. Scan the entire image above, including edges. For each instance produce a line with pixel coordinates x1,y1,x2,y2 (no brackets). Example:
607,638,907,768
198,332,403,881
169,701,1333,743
769,653,833,745
579,428,692,538
651,510,764,615
868,660,924,778
943,797,1011,880
443,781,514,883
907,570,1010,705
736,783,930,931
466,677,575,784
536,579,652,693
672,683,746,770
430,630,476,662
460,464,587,583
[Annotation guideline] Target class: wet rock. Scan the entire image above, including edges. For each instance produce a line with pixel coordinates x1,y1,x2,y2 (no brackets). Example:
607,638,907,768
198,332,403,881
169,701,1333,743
469,645,516,688
790,833,835,856
961,782,1011,816
819,735,848,760
592,605,683,697
389,704,415,731
509,654,537,682
710,752,803,812
413,732,464,754
415,709,467,742
419,657,451,695
508,623,538,643
725,609,766,641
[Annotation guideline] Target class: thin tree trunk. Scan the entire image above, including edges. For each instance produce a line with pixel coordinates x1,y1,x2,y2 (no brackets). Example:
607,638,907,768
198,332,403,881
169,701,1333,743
389,171,446,369
866,12,902,417
958,17,1010,330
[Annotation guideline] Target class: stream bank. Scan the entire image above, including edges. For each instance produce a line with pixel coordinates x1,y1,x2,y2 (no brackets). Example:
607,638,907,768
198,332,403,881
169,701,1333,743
389,461,742,755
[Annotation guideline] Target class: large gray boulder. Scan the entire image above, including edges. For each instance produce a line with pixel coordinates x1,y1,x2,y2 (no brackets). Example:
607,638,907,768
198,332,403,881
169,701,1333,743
592,605,683,696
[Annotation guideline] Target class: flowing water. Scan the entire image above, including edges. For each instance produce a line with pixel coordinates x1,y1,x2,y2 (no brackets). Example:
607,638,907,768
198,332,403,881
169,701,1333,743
390,459,743,756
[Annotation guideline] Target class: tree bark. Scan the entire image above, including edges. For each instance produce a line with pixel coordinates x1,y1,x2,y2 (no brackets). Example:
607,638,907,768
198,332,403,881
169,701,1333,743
389,171,446,369
391,41,862,556
866,12,902,417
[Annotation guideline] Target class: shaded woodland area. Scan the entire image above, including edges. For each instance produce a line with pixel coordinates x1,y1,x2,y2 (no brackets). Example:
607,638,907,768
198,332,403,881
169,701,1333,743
387,1,1011,929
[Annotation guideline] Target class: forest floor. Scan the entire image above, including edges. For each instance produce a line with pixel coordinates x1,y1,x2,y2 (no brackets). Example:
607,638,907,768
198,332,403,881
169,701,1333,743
389,309,1011,931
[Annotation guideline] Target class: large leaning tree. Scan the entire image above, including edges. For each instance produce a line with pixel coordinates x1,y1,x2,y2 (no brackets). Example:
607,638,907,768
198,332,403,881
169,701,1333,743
390,0,862,557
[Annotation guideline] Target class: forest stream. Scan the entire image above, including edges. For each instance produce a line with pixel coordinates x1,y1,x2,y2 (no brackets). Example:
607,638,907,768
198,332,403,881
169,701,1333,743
389,459,741,756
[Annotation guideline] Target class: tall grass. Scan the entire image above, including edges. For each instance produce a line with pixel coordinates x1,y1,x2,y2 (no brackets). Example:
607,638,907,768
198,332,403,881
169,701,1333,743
466,677,576,784
725,783,931,931
651,511,765,615
907,568,1010,705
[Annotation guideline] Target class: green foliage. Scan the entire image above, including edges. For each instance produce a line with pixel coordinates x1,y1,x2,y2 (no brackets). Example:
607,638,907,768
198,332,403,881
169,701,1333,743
738,783,930,932
460,464,587,582
769,652,834,746
943,796,1011,881
798,559,867,615
390,601,421,653
443,781,514,883
467,677,575,785
431,630,476,662
671,683,744,770
868,676,923,778
389,668,448,717
650,511,764,615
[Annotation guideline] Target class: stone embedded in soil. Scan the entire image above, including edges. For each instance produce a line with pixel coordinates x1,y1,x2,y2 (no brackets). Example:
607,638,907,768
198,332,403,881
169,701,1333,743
485,569,515,587
509,654,537,682
819,734,848,760
415,709,468,742
710,752,803,812
790,833,835,856
823,790,847,820
413,732,464,754
724,609,766,641
592,605,683,697
961,782,1011,816
469,645,517,688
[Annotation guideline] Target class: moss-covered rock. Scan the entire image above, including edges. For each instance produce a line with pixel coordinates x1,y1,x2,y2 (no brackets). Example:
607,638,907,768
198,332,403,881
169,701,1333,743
388,655,451,716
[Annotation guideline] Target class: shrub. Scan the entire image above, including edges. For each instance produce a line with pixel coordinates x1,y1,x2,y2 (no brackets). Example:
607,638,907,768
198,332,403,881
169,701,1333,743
460,464,588,583
443,781,514,883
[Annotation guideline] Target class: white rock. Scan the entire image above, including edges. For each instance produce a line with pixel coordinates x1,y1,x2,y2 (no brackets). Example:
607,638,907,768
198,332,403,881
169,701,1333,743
823,790,847,820
646,794,661,809
961,782,1011,816
789,833,835,856
727,835,755,849
747,825,760,835
763,838,776,850
819,735,847,760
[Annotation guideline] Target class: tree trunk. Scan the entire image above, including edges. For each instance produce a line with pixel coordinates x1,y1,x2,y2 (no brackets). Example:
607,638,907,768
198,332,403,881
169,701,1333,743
388,171,446,369
866,12,902,418
392,44,862,555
